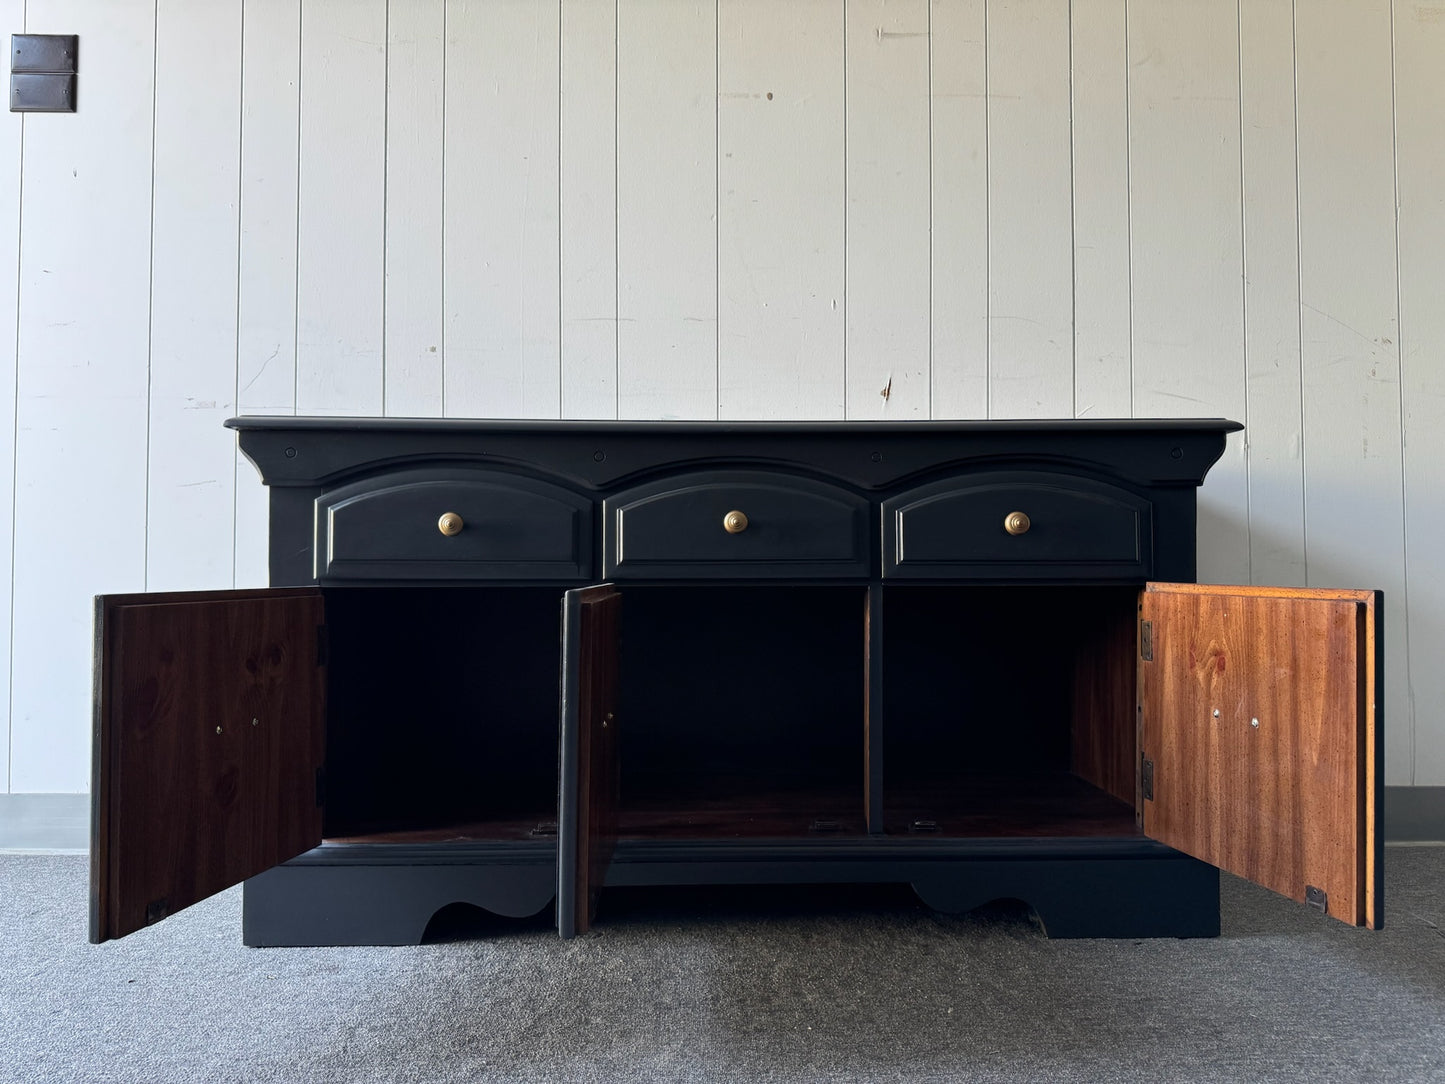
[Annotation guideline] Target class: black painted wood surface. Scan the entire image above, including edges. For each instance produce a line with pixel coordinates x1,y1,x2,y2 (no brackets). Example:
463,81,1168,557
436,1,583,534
89,417,1260,945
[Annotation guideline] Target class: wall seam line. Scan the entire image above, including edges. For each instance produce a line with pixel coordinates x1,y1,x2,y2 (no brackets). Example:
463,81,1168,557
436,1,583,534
6,0,25,792
293,0,303,417
557,0,563,420
983,0,991,419
1123,0,1133,419
1386,0,1415,785
440,0,448,416
381,0,389,418
232,0,247,588
927,0,933,420
714,0,720,420
1236,0,1251,586
1068,0,1076,419
1290,0,1306,585
841,0,848,420
143,0,160,592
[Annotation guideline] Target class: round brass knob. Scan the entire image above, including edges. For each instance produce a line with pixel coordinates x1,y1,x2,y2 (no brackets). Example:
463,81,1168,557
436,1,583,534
722,510,749,534
1003,511,1031,536
438,512,464,537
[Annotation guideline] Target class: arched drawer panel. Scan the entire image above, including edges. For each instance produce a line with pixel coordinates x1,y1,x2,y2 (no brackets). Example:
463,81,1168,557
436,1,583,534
604,471,869,579
883,472,1152,579
316,468,593,580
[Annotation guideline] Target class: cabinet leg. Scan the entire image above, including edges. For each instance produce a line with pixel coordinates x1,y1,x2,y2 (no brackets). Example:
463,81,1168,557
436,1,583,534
242,860,557,947
911,856,1220,939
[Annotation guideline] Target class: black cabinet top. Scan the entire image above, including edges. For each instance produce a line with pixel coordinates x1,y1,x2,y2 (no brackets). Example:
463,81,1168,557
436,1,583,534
227,416,1240,491
227,416,1242,436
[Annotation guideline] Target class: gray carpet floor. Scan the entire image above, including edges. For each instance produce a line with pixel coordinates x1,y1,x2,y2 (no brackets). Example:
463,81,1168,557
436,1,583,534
2,850,1444,1083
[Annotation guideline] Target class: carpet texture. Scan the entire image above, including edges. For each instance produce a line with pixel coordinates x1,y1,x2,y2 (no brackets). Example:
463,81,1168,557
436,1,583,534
2,850,1444,1083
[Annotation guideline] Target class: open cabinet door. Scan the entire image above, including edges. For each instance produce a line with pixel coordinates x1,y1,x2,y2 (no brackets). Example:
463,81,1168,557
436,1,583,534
557,585,622,938
91,588,327,943
1139,583,1382,928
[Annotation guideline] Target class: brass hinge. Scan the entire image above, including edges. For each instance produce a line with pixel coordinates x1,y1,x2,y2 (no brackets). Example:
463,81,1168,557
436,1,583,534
1306,885,1328,914
1141,755,1155,801
1140,620,1154,662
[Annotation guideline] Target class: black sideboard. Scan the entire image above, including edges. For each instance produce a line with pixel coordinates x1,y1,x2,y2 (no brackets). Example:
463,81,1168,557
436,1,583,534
89,418,1382,945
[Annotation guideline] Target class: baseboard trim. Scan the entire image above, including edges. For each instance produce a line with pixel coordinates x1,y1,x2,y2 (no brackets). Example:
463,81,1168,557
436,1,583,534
0,793,89,852
4,787,1443,853
1384,786,1445,843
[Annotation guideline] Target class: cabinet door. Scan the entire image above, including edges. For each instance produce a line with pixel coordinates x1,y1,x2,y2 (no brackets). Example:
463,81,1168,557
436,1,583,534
1139,583,1382,928
91,588,326,943
557,584,621,938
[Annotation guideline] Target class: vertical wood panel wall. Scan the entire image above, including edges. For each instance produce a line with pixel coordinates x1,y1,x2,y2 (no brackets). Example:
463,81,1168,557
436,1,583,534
3,0,1441,791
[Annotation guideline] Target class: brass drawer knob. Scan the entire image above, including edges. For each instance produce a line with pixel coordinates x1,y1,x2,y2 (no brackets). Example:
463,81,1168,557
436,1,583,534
723,510,749,534
1003,511,1031,536
438,512,465,537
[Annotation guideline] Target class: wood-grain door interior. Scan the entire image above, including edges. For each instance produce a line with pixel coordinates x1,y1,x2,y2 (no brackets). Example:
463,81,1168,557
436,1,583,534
1139,583,1381,928
557,585,621,938
91,588,327,943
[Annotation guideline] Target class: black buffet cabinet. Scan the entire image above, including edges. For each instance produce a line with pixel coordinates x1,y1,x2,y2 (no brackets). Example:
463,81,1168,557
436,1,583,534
89,419,1382,945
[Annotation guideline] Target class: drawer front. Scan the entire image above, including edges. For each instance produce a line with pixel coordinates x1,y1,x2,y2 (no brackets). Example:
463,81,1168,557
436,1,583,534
604,471,869,578
316,468,593,580
883,472,1151,579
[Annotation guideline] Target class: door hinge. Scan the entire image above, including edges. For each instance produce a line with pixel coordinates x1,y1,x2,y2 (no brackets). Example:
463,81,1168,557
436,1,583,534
1141,755,1155,801
1306,885,1328,914
1140,620,1154,662
315,766,326,808
316,624,329,667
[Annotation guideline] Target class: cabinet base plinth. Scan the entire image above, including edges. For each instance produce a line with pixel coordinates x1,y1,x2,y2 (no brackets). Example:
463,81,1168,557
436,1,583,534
242,857,556,947
242,841,1219,945
911,857,1220,939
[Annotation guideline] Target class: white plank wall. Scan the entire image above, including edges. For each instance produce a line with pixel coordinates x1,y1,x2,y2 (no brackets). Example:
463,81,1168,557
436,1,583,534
927,0,987,419
718,0,845,419
1294,1,1410,786
146,0,243,593
296,0,386,416
560,0,618,420
845,0,930,419
0,0,19,790
1396,0,1445,783
444,0,560,419
616,0,716,419
3,0,1444,791
384,0,445,418
234,0,302,588
10,0,156,792
1127,0,1249,588
986,0,1072,418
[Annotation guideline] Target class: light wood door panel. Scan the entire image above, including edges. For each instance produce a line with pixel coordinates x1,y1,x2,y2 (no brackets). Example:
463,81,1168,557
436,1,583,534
1139,582,1381,928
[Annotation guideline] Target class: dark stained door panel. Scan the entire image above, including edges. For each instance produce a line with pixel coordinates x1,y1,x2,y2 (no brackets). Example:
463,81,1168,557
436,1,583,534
91,588,326,943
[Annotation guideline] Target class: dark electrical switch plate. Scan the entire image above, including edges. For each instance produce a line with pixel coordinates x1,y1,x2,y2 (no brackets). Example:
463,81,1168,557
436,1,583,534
11,34,78,74
10,72,76,113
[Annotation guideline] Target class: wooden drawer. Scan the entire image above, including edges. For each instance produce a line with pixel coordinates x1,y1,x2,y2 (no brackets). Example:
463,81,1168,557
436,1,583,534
604,471,869,578
882,472,1151,579
316,468,593,580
